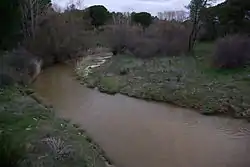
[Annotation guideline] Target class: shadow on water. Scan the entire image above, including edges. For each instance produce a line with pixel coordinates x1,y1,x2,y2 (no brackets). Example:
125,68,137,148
33,63,250,167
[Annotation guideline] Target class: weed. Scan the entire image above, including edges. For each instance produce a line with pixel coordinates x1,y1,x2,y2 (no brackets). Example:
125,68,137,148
0,132,26,167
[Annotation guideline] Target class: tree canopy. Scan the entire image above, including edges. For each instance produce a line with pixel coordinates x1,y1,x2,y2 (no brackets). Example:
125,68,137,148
131,12,152,30
87,5,110,28
199,0,250,39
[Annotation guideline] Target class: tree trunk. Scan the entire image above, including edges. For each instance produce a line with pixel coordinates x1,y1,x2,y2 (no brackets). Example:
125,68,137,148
30,0,35,39
188,26,195,52
188,7,199,52
188,20,198,52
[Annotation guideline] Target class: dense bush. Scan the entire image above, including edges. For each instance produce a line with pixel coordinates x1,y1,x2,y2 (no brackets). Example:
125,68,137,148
1,48,41,84
146,21,190,55
106,21,190,58
24,10,87,66
132,38,160,58
213,35,250,68
105,25,142,55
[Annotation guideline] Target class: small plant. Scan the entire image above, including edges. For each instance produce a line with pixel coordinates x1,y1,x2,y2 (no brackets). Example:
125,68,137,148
42,137,73,160
0,132,26,167
119,67,129,75
213,35,250,68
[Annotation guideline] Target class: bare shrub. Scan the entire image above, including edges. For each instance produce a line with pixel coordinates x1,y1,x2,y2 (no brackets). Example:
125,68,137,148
213,35,250,68
1,48,42,84
42,137,73,160
102,25,142,55
24,9,89,66
106,21,190,58
132,38,161,58
146,21,190,56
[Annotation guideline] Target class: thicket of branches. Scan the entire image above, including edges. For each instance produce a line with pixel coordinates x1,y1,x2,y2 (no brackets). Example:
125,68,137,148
1,0,250,71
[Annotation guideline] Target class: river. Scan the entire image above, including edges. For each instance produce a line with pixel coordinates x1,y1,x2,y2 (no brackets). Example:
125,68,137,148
32,63,250,167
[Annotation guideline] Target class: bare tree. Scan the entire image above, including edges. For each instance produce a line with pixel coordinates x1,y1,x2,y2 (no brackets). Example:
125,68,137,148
187,0,215,51
176,11,188,22
112,12,131,25
52,3,62,12
20,0,84,40
157,12,164,20
20,0,50,39
157,10,187,21
66,0,84,10
167,11,175,20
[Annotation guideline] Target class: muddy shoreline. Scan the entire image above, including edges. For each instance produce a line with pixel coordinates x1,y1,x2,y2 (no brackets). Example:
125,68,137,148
28,89,115,167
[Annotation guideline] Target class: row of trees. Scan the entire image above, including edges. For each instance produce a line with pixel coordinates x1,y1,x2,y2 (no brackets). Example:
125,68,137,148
86,6,154,30
85,0,250,51
1,0,249,52
157,11,188,22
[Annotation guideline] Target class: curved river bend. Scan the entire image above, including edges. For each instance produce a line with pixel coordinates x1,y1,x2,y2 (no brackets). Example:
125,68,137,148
33,64,250,167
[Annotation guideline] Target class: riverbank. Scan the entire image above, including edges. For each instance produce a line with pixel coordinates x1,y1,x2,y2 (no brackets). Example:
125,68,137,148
76,43,250,120
0,86,111,167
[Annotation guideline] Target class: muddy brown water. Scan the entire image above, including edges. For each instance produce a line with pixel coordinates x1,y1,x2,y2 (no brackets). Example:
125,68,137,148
32,64,250,167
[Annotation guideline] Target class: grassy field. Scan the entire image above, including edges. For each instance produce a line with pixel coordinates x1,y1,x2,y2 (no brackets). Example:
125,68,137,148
76,43,250,120
0,87,110,167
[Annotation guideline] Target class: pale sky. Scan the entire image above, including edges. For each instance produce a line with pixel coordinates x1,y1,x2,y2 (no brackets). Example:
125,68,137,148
52,0,224,15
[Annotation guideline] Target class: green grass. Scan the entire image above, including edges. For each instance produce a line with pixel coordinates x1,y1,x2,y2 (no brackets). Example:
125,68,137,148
0,87,109,167
0,132,26,167
98,76,121,94
76,43,250,120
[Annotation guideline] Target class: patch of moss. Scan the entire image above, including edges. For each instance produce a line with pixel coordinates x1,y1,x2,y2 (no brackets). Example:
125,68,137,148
98,76,120,95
